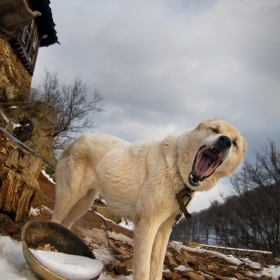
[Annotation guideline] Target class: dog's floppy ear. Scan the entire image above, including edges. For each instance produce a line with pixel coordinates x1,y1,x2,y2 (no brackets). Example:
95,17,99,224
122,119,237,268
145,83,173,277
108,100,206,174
196,120,207,130
196,119,215,130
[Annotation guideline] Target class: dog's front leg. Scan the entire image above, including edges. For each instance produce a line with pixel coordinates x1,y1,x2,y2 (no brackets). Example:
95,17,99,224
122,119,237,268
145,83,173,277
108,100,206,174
133,216,159,280
150,214,177,279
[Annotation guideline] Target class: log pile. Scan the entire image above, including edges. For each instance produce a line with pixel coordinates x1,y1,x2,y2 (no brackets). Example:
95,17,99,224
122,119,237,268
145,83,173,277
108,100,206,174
0,129,42,222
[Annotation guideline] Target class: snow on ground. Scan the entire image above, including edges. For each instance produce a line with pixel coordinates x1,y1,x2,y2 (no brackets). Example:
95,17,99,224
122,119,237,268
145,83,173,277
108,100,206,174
0,170,278,279
29,205,53,217
0,234,279,280
28,207,40,217
170,241,280,279
0,236,37,280
0,234,133,280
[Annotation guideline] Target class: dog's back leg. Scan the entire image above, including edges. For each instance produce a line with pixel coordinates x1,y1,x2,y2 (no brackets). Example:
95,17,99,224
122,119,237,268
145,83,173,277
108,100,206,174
59,188,97,229
51,149,97,228
52,181,97,229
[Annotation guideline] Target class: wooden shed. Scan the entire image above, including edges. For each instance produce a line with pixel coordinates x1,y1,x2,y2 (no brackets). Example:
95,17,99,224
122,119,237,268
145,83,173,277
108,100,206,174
0,0,59,101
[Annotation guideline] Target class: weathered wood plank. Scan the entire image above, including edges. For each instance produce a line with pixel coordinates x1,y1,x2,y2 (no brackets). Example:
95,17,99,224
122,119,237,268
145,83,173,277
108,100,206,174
0,130,42,222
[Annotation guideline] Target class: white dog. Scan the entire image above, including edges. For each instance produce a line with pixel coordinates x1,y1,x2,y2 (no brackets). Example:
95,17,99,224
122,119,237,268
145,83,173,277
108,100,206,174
52,119,246,280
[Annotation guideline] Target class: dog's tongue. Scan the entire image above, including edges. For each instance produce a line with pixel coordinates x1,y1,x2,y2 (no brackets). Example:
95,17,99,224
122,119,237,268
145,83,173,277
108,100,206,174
189,146,224,186
196,152,214,176
195,147,223,178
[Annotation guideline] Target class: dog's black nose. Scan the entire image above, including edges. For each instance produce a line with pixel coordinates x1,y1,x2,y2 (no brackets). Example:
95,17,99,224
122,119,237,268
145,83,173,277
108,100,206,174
218,135,231,148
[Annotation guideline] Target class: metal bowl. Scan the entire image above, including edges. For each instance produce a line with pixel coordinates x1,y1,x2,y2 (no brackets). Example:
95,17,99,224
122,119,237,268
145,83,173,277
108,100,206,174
21,220,100,280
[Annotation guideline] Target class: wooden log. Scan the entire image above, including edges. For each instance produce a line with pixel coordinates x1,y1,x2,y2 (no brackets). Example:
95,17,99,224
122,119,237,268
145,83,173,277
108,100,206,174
0,130,42,222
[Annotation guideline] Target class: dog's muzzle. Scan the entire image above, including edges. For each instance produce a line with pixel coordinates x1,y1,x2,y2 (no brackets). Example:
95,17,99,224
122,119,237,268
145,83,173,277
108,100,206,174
188,135,231,187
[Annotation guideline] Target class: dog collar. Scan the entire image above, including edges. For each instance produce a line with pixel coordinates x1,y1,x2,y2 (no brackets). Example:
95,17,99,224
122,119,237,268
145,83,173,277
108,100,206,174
174,159,195,224
176,186,193,219
173,185,194,227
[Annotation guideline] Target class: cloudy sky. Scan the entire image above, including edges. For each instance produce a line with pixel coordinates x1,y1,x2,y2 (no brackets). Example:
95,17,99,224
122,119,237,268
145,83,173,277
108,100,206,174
32,0,280,211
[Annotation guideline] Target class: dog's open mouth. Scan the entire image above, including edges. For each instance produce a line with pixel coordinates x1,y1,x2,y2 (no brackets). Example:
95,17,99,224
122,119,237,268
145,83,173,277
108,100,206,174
188,145,223,186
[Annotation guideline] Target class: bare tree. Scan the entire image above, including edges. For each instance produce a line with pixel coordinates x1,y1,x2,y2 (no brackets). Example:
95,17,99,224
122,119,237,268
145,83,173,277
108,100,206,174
208,140,280,254
30,70,104,152
229,140,280,254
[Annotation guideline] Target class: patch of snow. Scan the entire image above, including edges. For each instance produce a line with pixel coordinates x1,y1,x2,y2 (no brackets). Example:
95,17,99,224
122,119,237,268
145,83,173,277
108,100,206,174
174,265,190,272
93,209,134,232
41,170,55,184
99,273,133,280
170,241,242,266
246,266,280,280
0,236,37,279
0,112,9,123
119,218,134,231
28,205,53,217
41,205,53,214
241,258,262,269
12,123,21,130
28,207,40,216
30,249,103,280
200,244,272,255
108,231,133,246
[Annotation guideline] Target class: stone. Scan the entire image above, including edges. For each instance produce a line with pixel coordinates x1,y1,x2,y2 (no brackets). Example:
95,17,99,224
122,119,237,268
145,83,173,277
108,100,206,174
0,146,6,155
0,214,16,235
182,271,205,280
197,263,207,272
110,246,132,261
250,252,262,258
258,277,270,280
181,251,197,265
176,254,191,268
207,264,215,271
183,242,200,248
105,263,114,272
112,246,130,256
164,254,178,268
100,224,106,231
209,262,219,270
207,264,217,272
123,260,133,270
114,263,132,276
162,272,182,280
234,273,245,280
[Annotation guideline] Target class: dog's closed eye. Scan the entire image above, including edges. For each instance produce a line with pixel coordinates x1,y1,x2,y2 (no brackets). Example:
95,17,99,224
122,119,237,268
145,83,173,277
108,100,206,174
232,139,238,148
209,127,219,134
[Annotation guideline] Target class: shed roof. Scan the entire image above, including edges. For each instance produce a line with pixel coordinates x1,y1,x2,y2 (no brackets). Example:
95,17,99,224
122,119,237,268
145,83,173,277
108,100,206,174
29,0,59,47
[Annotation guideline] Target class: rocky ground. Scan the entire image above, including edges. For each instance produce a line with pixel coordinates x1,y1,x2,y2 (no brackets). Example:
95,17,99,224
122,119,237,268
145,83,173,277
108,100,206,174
2,172,278,280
